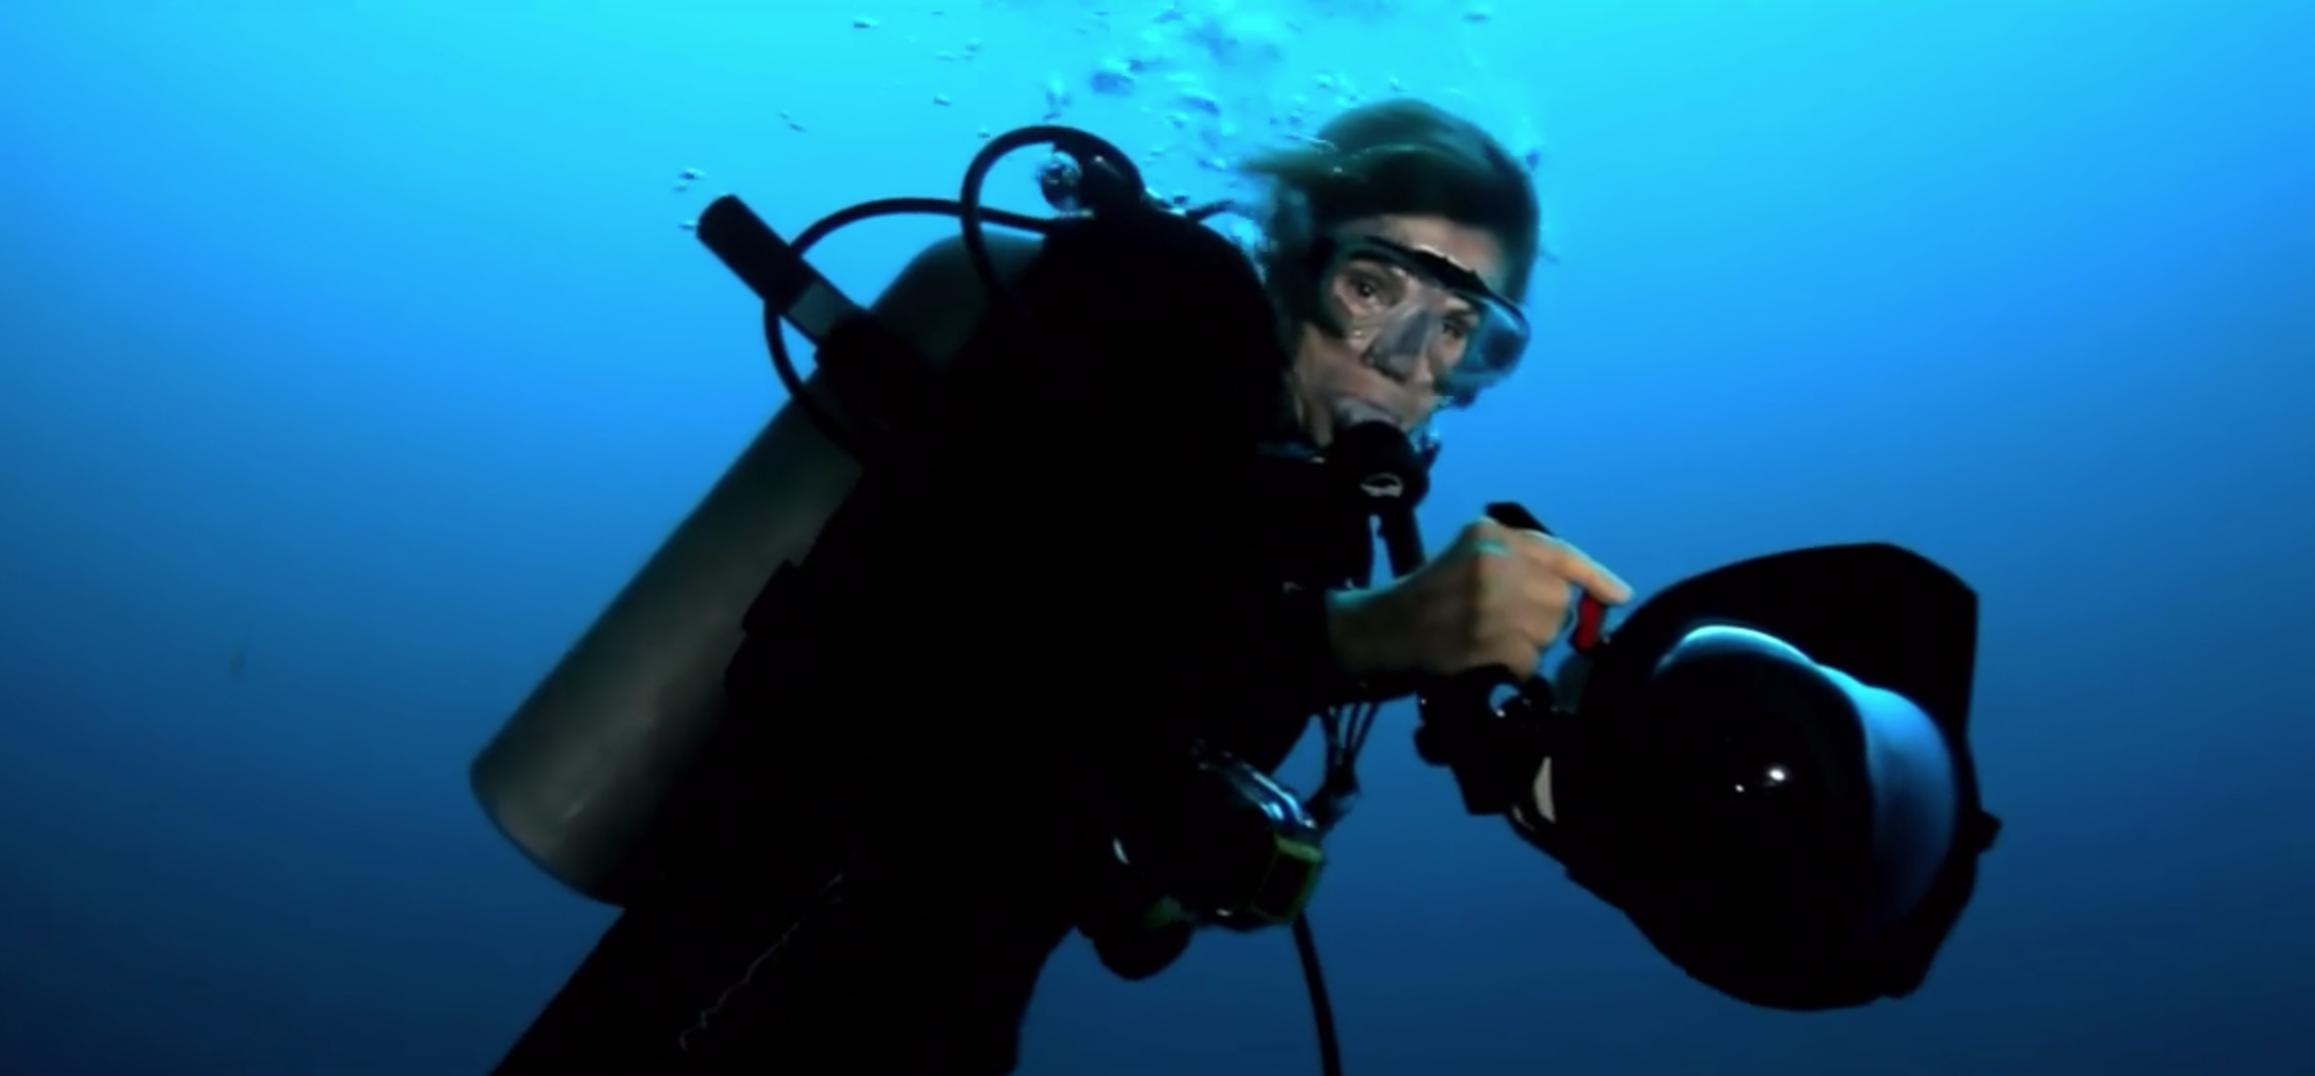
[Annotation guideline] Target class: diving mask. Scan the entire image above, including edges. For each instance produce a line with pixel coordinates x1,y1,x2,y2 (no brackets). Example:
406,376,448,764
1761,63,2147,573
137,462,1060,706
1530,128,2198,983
1309,233,1531,406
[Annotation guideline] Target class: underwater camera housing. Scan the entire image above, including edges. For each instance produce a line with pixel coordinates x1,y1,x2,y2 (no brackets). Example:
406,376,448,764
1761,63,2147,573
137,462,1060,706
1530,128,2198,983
1393,495,2004,1011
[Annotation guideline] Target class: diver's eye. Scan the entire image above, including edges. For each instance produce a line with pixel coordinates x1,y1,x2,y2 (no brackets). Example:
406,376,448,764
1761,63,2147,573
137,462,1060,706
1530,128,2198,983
1348,276,1387,306
1332,258,1403,316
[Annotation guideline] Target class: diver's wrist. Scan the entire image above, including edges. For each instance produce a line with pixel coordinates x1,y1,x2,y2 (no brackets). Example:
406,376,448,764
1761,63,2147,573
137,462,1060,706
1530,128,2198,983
1322,587,1429,705
1323,587,1399,684
1321,589,1369,677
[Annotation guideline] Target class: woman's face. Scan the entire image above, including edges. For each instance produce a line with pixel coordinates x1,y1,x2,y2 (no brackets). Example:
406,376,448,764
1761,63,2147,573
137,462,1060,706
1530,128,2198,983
1286,213,1510,446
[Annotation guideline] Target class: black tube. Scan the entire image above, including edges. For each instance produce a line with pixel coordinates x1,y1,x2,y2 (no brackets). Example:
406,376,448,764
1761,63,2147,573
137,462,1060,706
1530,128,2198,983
1292,916,1345,1076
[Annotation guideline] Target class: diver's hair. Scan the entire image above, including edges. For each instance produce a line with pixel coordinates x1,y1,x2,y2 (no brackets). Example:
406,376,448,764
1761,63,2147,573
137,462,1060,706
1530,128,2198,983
1236,98,1542,311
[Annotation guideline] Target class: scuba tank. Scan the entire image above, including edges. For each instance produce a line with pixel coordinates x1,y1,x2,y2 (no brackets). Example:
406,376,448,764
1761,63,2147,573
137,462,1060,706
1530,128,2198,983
468,364,866,905
468,126,1225,907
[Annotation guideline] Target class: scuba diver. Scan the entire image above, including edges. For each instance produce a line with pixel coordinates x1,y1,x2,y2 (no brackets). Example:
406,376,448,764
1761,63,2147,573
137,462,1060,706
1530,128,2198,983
476,97,2000,1075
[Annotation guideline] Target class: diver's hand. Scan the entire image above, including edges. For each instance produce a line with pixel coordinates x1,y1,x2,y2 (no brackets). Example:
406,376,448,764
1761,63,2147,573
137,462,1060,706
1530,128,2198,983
1326,517,1633,682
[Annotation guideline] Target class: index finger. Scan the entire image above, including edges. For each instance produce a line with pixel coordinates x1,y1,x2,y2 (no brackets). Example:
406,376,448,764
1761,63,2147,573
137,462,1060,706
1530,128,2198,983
1513,530,1634,604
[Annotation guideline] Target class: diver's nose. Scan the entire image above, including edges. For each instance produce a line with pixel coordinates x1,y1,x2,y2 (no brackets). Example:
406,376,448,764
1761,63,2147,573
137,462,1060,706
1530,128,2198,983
1368,313,1442,386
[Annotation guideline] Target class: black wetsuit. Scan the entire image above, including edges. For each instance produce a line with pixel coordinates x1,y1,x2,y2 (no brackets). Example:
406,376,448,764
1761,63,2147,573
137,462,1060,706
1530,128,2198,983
491,210,1394,1074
